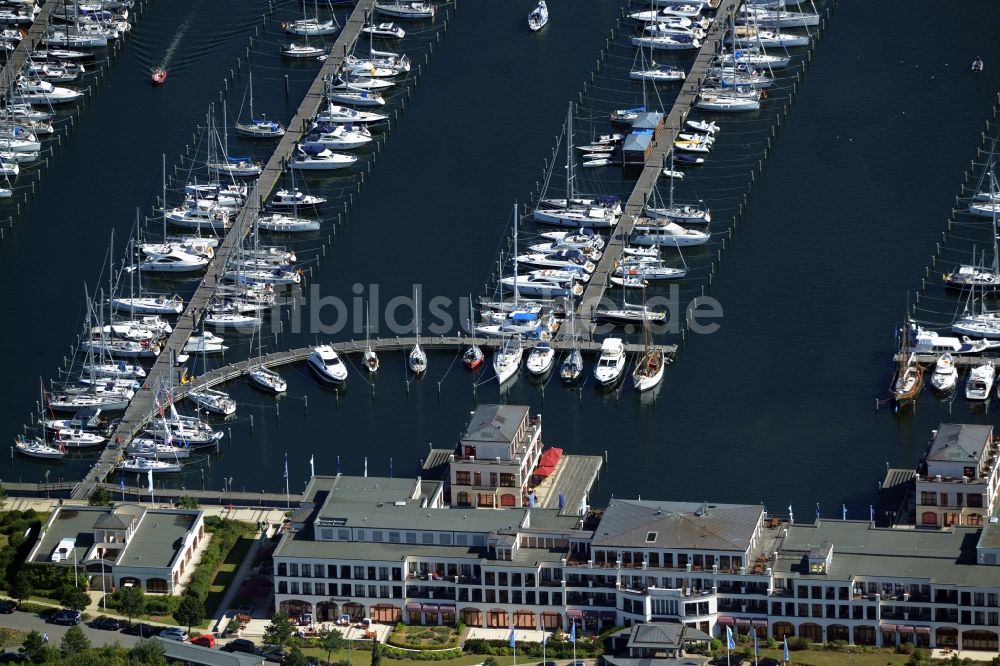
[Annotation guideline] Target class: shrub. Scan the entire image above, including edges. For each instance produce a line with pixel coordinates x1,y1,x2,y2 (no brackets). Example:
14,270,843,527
787,637,811,651
381,646,463,661
896,642,915,655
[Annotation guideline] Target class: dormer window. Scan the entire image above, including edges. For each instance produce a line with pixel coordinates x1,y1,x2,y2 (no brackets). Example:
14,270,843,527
645,532,657,543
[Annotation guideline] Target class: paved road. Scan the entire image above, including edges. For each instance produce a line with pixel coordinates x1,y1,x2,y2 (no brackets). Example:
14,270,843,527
0,610,146,652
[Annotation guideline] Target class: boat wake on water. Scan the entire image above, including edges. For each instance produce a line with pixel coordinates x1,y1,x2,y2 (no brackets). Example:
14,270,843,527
159,13,193,73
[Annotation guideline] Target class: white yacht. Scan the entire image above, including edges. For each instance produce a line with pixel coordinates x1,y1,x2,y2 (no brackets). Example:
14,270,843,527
127,438,191,459
187,387,237,415
182,332,229,354
291,146,358,170
117,457,182,473
966,362,995,401
375,1,435,19
308,345,348,385
282,43,326,59
594,338,626,386
306,125,373,150
526,342,555,376
270,188,326,210
930,354,957,393
315,103,387,125
53,428,106,448
631,220,710,247
111,294,184,315
257,213,321,233
362,22,405,39
15,437,64,459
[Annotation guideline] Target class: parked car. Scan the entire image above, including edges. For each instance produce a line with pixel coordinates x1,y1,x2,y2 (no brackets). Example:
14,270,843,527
48,609,81,626
159,628,188,642
90,616,123,631
538,661,558,666
0,652,28,663
258,644,287,661
0,601,16,614
222,638,257,654
191,634,216,648
122,622,157,637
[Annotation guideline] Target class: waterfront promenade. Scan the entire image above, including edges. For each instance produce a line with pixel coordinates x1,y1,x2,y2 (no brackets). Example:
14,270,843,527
70,0,377,501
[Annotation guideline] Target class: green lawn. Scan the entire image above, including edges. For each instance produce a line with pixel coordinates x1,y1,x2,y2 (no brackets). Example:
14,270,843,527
203,536,254,616
757,648,912,665
299,650,522,666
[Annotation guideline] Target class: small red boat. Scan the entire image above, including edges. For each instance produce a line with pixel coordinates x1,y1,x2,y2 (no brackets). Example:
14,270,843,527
463,345,484,370
151,68,167,85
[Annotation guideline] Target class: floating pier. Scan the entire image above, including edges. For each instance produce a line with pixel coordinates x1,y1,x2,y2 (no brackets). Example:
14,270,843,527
565,0,741,341
0,0,58,91
71,0,377,501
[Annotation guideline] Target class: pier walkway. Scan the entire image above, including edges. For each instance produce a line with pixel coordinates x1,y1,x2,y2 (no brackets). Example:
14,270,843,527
0,0,57,91
71,0,376,501
567,0,741,340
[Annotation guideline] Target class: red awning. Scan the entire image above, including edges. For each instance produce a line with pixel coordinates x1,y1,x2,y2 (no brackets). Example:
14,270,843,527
405,602,422,611
567,609,583,618
438,605,456,613
898,625,914,634
716,616,734,626
422,604,438,612
540,447,563,466
735,619,751,626
915,626,930,635
751,619,768,627
881,624,897,632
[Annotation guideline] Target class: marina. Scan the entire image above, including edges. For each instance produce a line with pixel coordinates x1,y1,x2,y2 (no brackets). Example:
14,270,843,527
0,0,993,537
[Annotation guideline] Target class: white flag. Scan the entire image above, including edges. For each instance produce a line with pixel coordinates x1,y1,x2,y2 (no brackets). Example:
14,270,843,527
147,468,154,493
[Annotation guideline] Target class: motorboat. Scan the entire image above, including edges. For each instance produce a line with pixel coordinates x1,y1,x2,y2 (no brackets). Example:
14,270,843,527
130,245,210,273
187,387,237,415
42,407,109,433
526,342,555,376
127,438,191,459
151,68,166,85
493,337,523,385
610,275,648,290
257,213,321,233
632,220,711,246
593,338,627,386
966,362,995,401
538,229,606,251
53,428,105,448
716,48,791,69
118,457,182,473
248,365,287,393
686,119,720,134
930,353,958,392
316,102,387,124
291,145,358,170
532,204,618,229
614,259,687,281
306,124,373,149
516,249,595,274
183,332,228,354
911,324,1000,353
282,42,326,59
111,294,184,315
15,436,65,459
308,345,348,385
270,188,326,210
362,22,405,39
528,0,548,31
375,1,435,19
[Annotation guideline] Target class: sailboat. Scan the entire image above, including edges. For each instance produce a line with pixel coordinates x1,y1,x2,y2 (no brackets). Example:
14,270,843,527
463,303,483,370
560,306,583,383
891,318,923,407
632,295,666,392
527,1,548,31
408,287,427,375
236,70,285,139
208,103,262,177
945,172,1000,290
493,336,522,385
532,102,619,229
247,328,287,394
645,147,711,224
363,304,379,373
283,0,340,35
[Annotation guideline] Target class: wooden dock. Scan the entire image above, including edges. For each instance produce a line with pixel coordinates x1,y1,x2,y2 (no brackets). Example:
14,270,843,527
567,0,741,339
0,0,57,91
70,0,377,501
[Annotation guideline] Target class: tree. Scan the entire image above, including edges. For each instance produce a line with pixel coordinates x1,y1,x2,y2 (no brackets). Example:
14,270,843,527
263,612,296,647
370,640,382,666
87,487,113,507
176,496,199,509
318,627,345,665
20,630,53,664
482,657,500,666
60,625,91,656
129,639,167,666
59,584,91,612
118,585,146,625
173,595,205,635
10,571,31,603
0,483,7,510
284,646,309,666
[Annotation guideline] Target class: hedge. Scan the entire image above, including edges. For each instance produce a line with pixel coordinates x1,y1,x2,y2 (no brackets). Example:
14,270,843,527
463,638,603,658
382,646,463,660
0,511,44,591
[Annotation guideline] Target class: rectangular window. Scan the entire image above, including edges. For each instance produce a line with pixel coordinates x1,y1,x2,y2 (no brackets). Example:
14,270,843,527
289,563,299,577
406,532,417,544
290,582,299,595
338,529,350,540
499,473,515,487
645,532,658,543
490,473,498,486
302,582,312,595
920,492,937,506
939,493,949,507
422,533,434,544
315,583,325,596
456,534,468,545
473,535,485,546
373,531,384,543
440,533,453,545
389,532,400,543
321,529,333,540
301,564,311,578
455,471,471,485
354,585,364,597
380,585,390,598
353,566,365,580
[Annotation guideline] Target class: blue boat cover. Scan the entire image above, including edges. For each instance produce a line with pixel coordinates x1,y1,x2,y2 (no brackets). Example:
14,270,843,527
511,312,539,322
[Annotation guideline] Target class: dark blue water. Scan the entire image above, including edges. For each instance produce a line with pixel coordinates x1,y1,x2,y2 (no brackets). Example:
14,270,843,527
5,0,1000,517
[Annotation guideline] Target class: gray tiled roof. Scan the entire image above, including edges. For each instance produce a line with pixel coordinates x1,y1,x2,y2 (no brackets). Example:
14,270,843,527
592,500,761,552
928,423,991,463
463,405,527,443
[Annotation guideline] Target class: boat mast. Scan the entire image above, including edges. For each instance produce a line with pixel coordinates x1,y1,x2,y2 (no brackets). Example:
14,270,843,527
248,70,254,122
992,170,999,279
565,101,574,208
512,202,518,308
161,154,167,240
